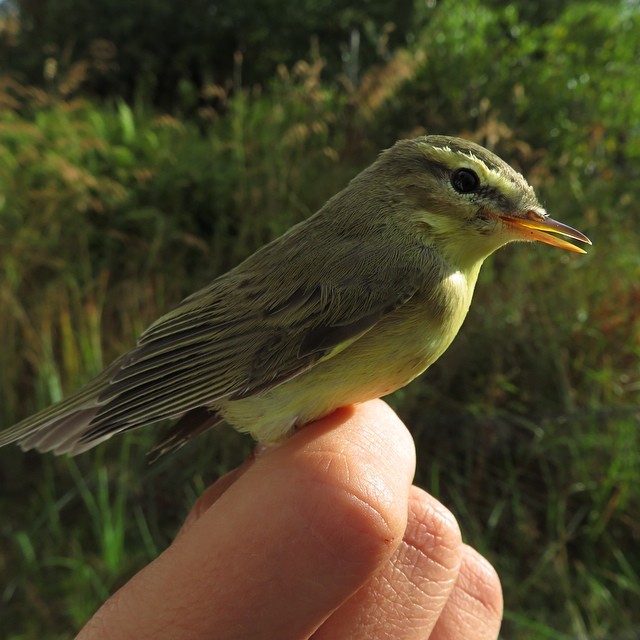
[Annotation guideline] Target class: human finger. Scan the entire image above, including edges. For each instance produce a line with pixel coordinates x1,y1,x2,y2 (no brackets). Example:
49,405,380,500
77,399,416,640
429,544,503,640
313,485,463,639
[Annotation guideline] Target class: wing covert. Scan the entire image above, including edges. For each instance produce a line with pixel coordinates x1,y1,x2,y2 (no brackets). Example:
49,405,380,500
89,238,431,430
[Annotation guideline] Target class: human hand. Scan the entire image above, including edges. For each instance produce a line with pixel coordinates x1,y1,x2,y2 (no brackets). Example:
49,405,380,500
77,400,502,639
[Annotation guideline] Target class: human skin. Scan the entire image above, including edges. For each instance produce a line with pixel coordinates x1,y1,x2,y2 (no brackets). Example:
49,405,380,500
77,400,502,639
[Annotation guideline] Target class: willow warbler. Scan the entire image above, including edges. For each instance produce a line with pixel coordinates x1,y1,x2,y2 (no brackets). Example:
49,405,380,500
0,135,590,458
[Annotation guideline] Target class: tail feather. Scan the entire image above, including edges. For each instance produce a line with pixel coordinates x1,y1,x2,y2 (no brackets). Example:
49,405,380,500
0,363,120,453
0,384,223,457
147,407,223,462
19,408,101,453
0,340,228,455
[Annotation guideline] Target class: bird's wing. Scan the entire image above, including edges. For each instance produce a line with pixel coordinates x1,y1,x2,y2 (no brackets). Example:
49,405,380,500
1,236,431,453
86,238,429,432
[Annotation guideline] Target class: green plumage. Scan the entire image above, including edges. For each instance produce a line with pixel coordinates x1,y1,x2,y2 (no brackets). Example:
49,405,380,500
0,135,589,457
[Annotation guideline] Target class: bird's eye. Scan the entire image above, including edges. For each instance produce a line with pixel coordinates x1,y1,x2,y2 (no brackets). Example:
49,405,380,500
451,168,480,194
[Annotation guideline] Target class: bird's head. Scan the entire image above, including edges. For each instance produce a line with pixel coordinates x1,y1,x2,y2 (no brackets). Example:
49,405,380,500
376,135,591,267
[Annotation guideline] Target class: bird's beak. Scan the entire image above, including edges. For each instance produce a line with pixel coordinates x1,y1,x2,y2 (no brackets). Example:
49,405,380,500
500,210,592,254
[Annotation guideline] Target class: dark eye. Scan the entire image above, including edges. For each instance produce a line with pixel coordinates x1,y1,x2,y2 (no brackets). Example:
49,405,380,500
451,168,480,194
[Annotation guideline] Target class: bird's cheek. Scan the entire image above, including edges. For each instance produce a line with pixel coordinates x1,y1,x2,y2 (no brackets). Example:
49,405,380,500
475,207,497,225
473,209,500,236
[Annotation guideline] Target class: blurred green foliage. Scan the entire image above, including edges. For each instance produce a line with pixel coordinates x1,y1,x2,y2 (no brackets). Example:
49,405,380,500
1,0,414,107
1,0,639,638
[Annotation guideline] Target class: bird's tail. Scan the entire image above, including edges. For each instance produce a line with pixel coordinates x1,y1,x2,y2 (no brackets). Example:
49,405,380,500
0,373,224,458
0,378,109,455
0,350,137,455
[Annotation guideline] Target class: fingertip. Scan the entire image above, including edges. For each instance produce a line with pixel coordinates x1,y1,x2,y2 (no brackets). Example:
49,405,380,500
244,400,416,602
406,485,463,572
430,544,503,640
314,485,466,639
285,399,416,488
274,399,416,553
459,545,504,622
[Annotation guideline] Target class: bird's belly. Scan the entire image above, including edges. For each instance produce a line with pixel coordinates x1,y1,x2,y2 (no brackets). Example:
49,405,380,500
218,287,471,443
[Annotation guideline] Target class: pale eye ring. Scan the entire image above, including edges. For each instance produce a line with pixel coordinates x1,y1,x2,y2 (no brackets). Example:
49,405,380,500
451,168,480,194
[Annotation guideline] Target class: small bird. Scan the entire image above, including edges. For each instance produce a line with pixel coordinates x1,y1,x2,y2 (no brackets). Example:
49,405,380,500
0,135,590,459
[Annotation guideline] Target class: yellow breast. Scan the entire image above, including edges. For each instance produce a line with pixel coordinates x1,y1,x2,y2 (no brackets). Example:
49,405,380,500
219,265,480,443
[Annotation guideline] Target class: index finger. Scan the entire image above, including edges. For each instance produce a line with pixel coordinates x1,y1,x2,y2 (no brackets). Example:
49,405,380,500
78,400,416,640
